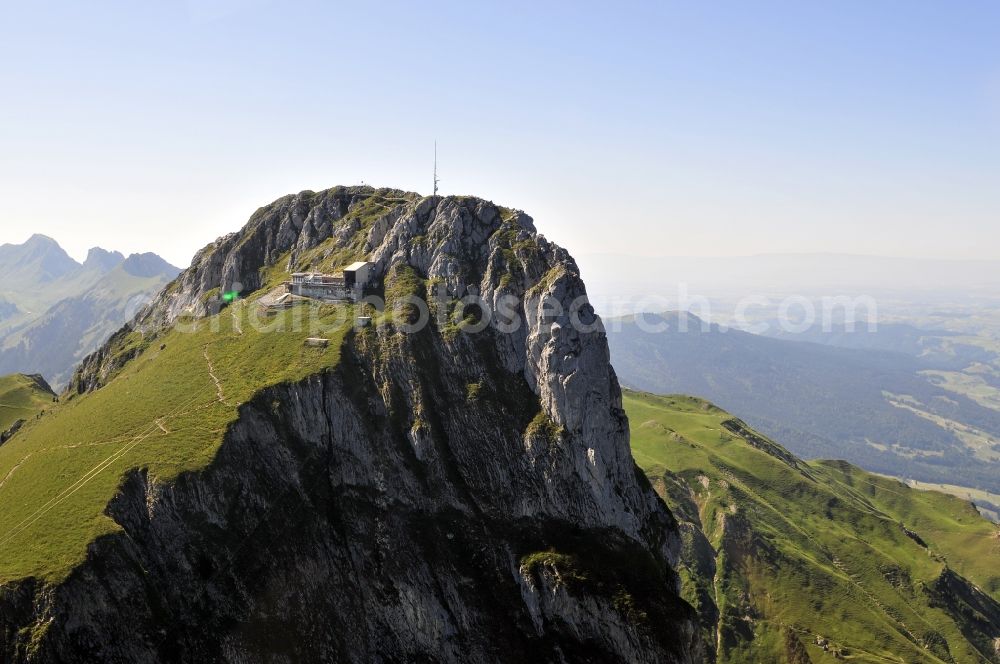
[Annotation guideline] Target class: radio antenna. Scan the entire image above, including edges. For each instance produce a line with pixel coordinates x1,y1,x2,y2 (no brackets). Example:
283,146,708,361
433,140,439,196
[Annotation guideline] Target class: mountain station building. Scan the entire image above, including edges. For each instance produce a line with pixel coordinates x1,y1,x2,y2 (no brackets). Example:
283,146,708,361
288,261,373,302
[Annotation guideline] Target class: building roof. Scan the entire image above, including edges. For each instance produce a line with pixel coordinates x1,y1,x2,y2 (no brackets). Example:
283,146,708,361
344,261,372,271
291,272,343,282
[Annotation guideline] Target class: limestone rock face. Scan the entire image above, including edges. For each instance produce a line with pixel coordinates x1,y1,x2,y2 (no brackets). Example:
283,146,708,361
13,187,701,663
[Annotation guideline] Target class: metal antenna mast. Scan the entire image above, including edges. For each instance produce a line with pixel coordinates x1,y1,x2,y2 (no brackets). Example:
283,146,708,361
433,141,439,196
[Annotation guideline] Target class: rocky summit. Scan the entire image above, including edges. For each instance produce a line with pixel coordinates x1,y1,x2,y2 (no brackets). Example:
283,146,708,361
1,187,702,662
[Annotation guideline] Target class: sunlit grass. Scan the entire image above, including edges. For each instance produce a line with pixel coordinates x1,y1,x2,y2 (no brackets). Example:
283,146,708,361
626,390,1000,664
0,300,351,582
0,374,54,433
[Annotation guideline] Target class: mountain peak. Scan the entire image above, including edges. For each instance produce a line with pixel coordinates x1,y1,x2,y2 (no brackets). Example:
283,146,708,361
120,252,180,279
24,233,59,246
0,234,78,283
18,373,55,397
20,186,702,660
82,247,125,272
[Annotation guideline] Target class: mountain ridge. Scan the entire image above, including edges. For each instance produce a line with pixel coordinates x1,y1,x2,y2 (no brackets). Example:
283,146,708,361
626,389,1000,663
0,234,79,286
1,186,702,663
0,373,55,438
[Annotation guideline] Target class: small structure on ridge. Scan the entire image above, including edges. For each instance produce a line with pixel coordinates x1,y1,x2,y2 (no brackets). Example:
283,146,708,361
287,261,373,302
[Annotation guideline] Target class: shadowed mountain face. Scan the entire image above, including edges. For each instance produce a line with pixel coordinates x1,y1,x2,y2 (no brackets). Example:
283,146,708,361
0,187,701,663
607,312,1000,495
0,237,179,388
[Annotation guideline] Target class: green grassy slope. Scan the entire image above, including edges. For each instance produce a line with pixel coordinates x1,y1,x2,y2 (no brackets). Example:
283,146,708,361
0,374,55,433
626,390,1000,664
0,189,407,585
891,479,1000,524
0,301,351,582
814,464,1000,599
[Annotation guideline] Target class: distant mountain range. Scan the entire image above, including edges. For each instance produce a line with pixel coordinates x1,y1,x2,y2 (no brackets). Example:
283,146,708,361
607,311,1000,496
0,235,180,388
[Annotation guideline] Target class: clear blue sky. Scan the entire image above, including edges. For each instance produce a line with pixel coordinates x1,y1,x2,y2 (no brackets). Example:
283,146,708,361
1,0,998,267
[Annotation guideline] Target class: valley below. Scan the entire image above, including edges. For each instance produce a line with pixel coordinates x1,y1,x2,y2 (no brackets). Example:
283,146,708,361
607,311,1000,515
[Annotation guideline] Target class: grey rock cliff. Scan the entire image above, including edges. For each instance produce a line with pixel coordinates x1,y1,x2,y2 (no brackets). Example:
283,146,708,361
9,186,701,662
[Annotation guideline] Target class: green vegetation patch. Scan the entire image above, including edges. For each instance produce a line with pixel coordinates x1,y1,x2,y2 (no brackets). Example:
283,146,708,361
519,540,667,628
525,409,564,442
491,221,541,290
0,301,352,583
0,374,55,433
625,389,1000,664
525,265,566,298
383,263,426,325
520,550,589,588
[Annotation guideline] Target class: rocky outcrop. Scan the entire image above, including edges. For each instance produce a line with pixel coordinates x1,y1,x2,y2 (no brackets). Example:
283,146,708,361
0,418,25,445
20,374,54,397
125,187,412,332
924,567,1000,660
4,187,701,662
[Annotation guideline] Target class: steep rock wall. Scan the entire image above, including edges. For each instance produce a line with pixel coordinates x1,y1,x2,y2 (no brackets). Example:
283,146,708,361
4,187,701,662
